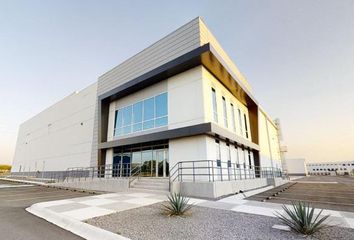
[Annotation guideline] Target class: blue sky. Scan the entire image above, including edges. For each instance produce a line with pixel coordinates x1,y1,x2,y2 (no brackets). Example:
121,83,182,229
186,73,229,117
1,0,354,164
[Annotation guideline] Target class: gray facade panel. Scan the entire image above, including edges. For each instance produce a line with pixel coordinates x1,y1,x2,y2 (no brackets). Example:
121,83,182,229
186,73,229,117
97,18,202,96
98,123,212,149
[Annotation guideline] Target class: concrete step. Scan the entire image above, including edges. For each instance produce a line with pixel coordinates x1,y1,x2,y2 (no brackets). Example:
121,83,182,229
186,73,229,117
132,184,168,190
136,177,169,182
130,186,169,192
130,177,169,191
134,180,168,185
131,184,169,191
133,182,168,187
135,180,169,184
127,187,169,195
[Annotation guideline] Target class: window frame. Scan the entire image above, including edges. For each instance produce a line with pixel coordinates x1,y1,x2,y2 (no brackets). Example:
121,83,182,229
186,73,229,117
230,103,236,132
114,92,168,137
243,113,249,139
211,88,218,123
222,96,228,128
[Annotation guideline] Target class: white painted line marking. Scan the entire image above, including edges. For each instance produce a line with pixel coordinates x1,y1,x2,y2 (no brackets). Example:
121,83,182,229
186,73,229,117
294,181,338,184
0,184,34,188
7,193,88,202
0,190,64,198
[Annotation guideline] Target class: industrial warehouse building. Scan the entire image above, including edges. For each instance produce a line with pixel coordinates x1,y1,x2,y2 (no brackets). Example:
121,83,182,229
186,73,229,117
12,17,285,198
307,161,354,176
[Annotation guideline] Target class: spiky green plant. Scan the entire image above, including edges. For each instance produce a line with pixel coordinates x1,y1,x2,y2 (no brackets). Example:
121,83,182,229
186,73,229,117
162,193,193,216
275,202,330,235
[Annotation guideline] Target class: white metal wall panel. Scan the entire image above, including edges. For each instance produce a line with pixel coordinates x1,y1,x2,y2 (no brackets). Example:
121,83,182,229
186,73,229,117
12,83,97,172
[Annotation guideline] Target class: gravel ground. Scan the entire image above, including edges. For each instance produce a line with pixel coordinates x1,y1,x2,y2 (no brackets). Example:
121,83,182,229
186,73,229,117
87,203,354,240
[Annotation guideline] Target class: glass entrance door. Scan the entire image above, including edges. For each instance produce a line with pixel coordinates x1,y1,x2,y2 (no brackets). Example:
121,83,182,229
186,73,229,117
156,149,168,177
140,149,168,177
112,154,121,177
114,143,168,178
112,152,131,177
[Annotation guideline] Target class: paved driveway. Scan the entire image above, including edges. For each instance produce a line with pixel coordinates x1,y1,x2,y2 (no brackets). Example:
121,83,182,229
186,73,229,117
0,179,92,240
247,176,354,212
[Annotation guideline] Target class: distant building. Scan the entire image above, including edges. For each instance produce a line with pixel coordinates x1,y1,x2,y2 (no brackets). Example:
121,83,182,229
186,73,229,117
307,161,354,176
285,158,308,176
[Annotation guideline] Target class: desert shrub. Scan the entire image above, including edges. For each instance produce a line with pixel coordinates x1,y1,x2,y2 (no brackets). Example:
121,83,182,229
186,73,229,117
275,201,330,235
162,193,193,216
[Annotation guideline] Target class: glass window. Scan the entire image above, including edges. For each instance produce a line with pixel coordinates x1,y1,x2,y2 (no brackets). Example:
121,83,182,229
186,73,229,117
114,92,168,137
133,101,143,124
123,125,131,134
115,110,123,128
238,109,243,136
114,110,123,136
122,106,132,126
155,116,167,127
222,97,228,128
114,111,118,129
244,114,249,139
143,97,154,121
143,120,154,130
231,103,236,132
115,127,123,136
132,151,142,165
155,93,167,118
211,88,218,122
133,123,142,132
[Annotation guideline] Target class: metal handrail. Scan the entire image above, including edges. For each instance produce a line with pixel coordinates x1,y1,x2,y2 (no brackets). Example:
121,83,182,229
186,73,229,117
50,163,136,183
129,164,142,187
169,160,283,183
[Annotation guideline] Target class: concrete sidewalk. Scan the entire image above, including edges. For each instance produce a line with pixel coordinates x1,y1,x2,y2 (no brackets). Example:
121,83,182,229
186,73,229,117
27,188,354,240
27,191,167,240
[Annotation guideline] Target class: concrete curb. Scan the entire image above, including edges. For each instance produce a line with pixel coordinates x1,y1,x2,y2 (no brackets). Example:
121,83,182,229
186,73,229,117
0,177,48,186
0,177,102,195
26,203,129,240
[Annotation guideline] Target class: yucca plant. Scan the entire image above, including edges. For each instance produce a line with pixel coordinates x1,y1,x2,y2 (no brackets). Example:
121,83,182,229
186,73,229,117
162,193,193,216
275,202,330,235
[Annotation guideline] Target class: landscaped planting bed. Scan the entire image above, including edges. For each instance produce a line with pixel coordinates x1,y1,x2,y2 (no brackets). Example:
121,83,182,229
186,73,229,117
87,202,354,240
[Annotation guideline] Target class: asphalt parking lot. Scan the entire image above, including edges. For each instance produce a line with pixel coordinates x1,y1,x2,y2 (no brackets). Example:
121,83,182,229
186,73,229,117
0,179,93,240
247,176,354,212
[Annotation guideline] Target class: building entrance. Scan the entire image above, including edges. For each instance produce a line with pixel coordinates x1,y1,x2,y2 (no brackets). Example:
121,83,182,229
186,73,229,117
113,141,169,178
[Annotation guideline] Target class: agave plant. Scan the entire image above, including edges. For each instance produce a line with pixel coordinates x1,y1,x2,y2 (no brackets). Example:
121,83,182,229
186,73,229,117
275,202,330,235
162,193,193,216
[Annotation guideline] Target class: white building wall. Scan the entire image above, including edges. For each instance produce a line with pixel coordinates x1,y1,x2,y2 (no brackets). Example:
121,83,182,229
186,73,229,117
170,135,248,182
168,66,206,129
258,110,282,170
12,83,97,173
285,158,308,176
201,67,251,141
307,161,354,175
169,135,209,181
